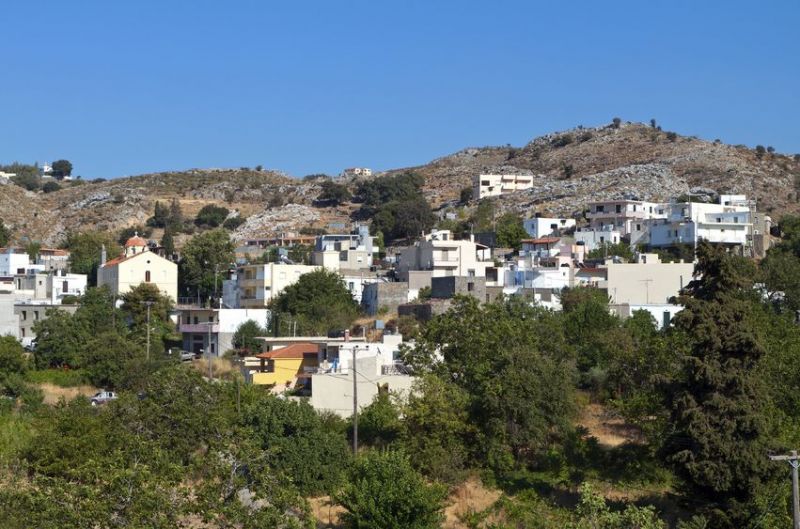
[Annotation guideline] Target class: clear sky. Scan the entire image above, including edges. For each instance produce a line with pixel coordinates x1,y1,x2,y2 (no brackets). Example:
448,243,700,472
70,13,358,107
1,0,797,179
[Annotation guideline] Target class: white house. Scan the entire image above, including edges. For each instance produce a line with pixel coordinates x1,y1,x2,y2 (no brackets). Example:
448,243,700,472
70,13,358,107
523,217,576,239
310,334,414,417
574,227,623,252
0,249,32,277
177,307,271,356
647,198,751,249
585,199,668,245
312,225,376,272
472,174,534,200
396,230,492,281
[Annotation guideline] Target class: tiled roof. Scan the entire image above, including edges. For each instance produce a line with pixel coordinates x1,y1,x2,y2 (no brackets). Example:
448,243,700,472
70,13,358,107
124,236,148,247
255,342,318,360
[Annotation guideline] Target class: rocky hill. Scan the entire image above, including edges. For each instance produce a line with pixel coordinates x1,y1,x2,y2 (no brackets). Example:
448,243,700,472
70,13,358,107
2,120,798,246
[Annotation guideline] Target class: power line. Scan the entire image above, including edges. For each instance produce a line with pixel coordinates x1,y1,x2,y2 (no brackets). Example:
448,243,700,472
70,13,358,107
769,450,800,529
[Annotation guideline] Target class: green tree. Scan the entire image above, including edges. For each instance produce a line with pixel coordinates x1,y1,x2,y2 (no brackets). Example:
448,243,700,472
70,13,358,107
459,186,473,204
270,269,360,335
0,336,32,398
318,180,352,205
232,319,267,354
120,283,175,356
194,204,229,228
401,375,474,482
147,200,170,228
612,117,622,128
24,241,41,262
587,242,634,261
241,393,350,495
495,212,528,250
357,392,402,449
410,296,576,470
755,145,767,159
0,219,10,247
661,242,776,525
336,450,447,529
51,159,73,178
82,331,147,389
65,231,121,285
178,229,235,299
161,227,175,257
222,215,246,231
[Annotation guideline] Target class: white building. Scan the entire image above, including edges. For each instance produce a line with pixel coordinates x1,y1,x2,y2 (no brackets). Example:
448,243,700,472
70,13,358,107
15,270,87,303
177,307,271,356
523,217,576,239
604,253,694,305
647,198,751,249
235,263,320,309
310,334,414,417
339,167,372,179
396,230,493,281
312,225,376,272
98,236,178,301
0,249,33,277
574,227,623,252
472,173,534,200
585,199,668,245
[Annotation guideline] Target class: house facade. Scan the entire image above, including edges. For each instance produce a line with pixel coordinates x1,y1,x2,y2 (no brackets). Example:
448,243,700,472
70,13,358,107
472,173,534,200
97,235,178,301
396,230,492,281
177,307,270,356
523,217,576,239
235,263,319,308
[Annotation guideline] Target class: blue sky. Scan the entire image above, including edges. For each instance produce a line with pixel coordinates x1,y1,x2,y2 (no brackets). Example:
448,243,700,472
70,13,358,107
1,0,797,179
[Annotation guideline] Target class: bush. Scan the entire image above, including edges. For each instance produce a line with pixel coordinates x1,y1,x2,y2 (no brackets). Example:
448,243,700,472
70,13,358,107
222,216,246,231
41,181,61,193
552,134,574,148
755,145,766,158
666,131,678,142
460,186,473,204
11,173,41,191
612,117,622,129
336,450,447,529
194,204,229,228
317,180,351,205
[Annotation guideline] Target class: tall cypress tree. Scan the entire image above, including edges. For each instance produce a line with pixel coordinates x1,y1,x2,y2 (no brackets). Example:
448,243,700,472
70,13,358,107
661,242,775,525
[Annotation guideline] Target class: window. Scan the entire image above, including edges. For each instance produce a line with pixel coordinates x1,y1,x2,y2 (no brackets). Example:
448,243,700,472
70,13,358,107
348,282,354,291
550,223,558,231
734,217,739,223
193,317,199,324
615,205,622,213
467,282,474,292
208,315,213,322
649,206,653,213
467,269,475,277
636,224,641,231
16,268,24,275
21,311,26,321
596,205,604,213
63,281,68,292
600,236,605,243
145,270,151,282
716,218,721,223
34,311,39,320
663,311,671,329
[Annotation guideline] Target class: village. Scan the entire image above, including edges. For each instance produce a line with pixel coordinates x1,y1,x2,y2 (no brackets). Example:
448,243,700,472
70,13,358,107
0,171,774,422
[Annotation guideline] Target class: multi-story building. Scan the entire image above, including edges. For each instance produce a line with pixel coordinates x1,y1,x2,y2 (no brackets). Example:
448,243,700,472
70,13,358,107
15,301,79,347
311,225,376,272
585,199,668,244
523,217,576,239
339,167,373,179
15,270,87,303
574,226,624,251
0,248,33,276
472,173,534,200
396,230,492,281
647,197,751,249
311,334,414,417
176,307,270,356
97,235,178,301
235,263,319,308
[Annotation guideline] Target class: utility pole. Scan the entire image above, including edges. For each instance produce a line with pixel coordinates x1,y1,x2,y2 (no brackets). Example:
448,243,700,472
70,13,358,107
141,301,155,361
207,320,214,381
352,345,358,455
769,450,800,529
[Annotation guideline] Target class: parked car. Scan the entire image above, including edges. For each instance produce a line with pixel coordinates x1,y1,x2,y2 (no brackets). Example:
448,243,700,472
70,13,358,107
180,351,196,362
90,390,117,406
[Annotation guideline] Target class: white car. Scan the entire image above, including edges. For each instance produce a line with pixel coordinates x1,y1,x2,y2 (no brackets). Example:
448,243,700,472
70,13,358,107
90,390,117,406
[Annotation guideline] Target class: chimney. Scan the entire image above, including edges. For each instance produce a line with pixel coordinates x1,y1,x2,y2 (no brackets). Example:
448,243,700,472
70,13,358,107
100,244,107,266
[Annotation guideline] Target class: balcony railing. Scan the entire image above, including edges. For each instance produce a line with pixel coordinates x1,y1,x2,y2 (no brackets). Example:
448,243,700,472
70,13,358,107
179,323,219,333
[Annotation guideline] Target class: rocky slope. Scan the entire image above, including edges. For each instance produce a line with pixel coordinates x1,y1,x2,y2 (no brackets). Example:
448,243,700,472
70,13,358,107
2,121,797,246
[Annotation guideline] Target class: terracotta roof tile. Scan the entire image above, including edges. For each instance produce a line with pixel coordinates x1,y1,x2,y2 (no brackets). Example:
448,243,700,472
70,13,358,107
255,343,318,360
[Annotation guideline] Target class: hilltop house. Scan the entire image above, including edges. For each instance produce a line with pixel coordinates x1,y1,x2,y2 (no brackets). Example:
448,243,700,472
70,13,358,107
97,235,178,301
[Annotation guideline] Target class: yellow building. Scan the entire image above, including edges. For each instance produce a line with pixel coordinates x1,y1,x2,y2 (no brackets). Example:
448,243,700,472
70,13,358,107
251,342,318,389
98,235,178,301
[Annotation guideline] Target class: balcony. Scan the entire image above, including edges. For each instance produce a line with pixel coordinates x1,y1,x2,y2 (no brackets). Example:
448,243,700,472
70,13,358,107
179,323,219,333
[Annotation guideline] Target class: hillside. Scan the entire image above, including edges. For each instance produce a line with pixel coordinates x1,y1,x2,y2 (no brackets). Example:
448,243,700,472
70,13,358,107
2,120,798,246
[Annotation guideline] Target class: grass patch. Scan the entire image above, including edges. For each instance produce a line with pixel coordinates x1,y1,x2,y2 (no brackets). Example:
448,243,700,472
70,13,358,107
26,369,90,387
0,412,34,467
